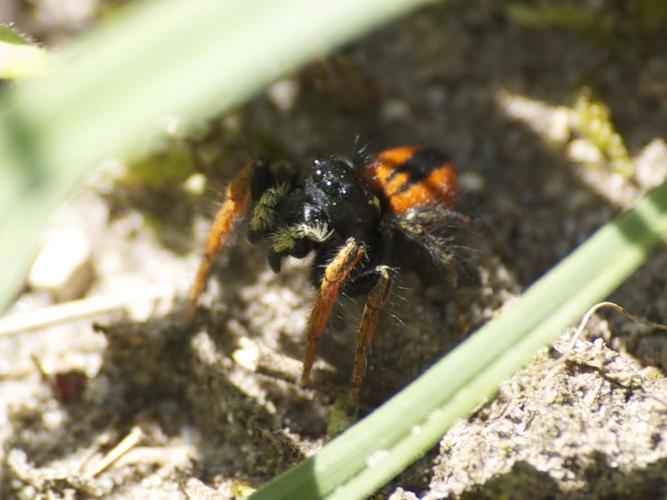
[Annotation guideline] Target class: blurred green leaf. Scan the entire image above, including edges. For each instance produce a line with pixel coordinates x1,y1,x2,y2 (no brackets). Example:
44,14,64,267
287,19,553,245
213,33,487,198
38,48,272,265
505,2,614,35
0,0,435,312
0,24,32,45
0,24,54,78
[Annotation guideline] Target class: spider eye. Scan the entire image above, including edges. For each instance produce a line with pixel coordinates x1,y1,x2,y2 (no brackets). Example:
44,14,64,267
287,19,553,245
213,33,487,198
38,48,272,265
322,177,341,195
312,165,324,183
312,163,341,195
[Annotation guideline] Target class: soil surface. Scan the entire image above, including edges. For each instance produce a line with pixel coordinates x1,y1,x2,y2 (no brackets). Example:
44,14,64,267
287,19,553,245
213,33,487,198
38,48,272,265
2,1,667,498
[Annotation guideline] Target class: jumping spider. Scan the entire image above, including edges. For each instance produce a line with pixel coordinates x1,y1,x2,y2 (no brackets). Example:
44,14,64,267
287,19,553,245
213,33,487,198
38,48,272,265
186,146,461,409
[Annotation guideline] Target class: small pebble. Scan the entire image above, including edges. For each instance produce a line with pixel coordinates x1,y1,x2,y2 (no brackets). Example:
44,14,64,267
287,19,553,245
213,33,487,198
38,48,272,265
28,227,93,301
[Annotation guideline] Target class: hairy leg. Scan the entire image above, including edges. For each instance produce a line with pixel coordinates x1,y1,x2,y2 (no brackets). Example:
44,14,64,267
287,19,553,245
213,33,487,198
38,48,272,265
347,265,394,411
301,238,366,385
184,160,255,324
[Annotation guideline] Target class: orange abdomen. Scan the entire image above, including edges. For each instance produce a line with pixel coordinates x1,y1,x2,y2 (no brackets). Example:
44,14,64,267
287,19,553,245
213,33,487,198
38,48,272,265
362,146,458,215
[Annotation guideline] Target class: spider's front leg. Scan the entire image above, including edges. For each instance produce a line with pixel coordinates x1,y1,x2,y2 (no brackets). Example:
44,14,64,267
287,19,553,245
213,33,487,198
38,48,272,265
301,238,366,385
185,160,256,324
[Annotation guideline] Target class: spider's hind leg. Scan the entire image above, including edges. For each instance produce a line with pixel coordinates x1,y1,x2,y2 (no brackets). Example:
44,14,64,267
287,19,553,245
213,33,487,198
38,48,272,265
347,264,395,413
392,206,484,289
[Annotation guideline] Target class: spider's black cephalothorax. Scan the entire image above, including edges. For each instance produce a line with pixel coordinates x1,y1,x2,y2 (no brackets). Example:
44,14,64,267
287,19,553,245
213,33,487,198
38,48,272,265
247,156,387,294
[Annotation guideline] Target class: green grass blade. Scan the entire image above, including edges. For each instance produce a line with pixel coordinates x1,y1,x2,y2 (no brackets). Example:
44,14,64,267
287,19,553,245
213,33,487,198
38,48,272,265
0,0,435,313
0,24,53,78
252,180,667,499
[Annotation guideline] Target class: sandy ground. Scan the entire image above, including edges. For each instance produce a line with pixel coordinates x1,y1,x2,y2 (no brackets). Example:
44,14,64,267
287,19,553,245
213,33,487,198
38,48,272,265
2,1,667,498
